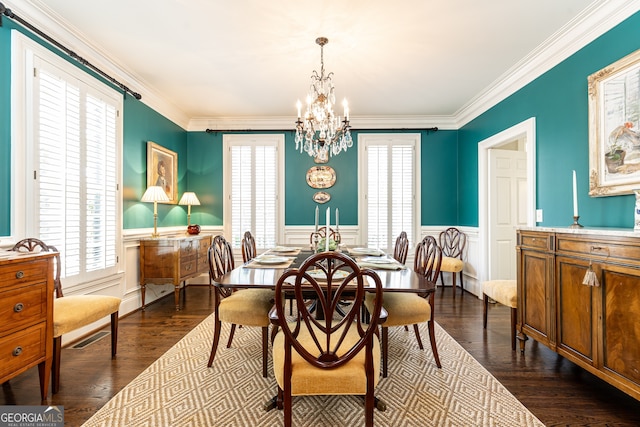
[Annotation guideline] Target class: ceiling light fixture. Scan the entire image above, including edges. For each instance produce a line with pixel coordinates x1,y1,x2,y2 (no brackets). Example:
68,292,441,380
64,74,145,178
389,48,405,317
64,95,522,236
295,37,352,158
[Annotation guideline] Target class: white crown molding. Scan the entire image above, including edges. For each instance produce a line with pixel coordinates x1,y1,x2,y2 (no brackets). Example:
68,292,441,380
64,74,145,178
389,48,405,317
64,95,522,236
188,115,457,132
10,0,640,133
11,0,191,129
454,0,640,128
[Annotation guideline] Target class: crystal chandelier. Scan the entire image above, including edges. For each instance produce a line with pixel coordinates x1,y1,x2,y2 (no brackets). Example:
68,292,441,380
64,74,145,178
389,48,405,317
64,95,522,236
295,37,352,158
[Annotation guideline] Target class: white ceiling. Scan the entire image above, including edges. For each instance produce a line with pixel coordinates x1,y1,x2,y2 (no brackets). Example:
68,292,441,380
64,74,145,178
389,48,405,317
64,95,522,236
13,0,637,129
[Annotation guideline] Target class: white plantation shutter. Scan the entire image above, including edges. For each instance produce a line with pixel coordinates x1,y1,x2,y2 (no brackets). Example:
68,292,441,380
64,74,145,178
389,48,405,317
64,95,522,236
226,136,281,249
32,56,121,283
360,134,420,252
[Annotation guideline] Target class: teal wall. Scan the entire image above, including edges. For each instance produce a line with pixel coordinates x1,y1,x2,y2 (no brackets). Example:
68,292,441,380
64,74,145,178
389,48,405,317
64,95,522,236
458,10,640,228
3,11,639,235
122,98,188,229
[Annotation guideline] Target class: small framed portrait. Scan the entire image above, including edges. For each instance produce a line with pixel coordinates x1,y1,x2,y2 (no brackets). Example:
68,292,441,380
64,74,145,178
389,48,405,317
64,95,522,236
147,141,178,203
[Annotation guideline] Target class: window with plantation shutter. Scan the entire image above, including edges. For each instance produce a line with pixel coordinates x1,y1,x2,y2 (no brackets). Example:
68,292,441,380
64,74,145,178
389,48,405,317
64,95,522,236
14,37,122,287
359,134,421,253
224,135,284,249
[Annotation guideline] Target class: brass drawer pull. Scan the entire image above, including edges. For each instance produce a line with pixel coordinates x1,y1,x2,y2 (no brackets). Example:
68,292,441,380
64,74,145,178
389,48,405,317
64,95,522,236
590,246,610,256
12,346,23,357
14,302,24,312
15,270,24,279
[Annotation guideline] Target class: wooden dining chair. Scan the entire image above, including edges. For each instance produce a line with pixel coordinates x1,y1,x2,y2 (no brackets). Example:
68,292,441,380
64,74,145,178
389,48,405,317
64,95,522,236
11,238,121,393
438,227,467,298
364,236,442,377
241,230,257,263
393,231,409,264
270,252,387,427
207,235,275,377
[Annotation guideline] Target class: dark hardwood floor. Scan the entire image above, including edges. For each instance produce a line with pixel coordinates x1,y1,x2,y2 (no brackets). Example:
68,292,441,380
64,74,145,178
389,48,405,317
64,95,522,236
2,284,639,426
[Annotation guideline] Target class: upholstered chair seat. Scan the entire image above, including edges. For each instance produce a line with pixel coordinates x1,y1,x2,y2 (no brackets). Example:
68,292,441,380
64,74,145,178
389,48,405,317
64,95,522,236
272,322,381,396
218,288,274,327
53,295,121,337
482,280,518,350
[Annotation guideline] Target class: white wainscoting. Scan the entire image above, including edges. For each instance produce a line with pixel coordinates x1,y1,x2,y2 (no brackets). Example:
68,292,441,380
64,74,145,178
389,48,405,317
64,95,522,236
58,223,481,346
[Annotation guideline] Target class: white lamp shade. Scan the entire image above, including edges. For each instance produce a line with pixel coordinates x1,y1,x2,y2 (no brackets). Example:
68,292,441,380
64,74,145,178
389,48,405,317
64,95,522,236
141,186,170,203
179,192,201,206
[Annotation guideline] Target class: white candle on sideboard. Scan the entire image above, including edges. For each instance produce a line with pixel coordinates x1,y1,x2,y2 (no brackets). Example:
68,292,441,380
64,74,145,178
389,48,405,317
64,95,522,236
315,206,319,233
573,170,578,217
326,207,330,252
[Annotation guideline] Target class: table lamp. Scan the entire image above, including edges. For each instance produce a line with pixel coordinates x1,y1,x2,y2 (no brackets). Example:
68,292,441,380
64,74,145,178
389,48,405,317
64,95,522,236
141,186,170,237
179,191,201,234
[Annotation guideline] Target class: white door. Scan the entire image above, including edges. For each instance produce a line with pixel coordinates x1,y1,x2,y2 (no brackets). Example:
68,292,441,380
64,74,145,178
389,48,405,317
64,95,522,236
488,148,527,279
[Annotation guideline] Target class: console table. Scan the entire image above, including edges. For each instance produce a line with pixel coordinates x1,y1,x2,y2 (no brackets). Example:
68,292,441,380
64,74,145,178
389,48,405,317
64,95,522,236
139,234,212,310
0,251,55,400
517,227,640,401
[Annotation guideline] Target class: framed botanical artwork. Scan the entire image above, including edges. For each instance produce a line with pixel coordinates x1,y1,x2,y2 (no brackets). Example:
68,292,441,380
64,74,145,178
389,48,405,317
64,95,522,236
588,48,640,196
147,141,178,203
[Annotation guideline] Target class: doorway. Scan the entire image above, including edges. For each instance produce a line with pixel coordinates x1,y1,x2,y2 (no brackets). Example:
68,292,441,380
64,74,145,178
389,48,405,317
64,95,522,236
478,118,536,283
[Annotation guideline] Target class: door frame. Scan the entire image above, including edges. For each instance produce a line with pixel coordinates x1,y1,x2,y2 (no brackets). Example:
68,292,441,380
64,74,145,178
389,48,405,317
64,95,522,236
478,117,537,283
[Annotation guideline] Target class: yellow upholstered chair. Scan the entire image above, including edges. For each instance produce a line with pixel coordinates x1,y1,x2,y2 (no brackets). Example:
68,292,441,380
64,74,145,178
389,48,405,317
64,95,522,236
438,227,467,298
392,231,409,264
207,235,275,377
270,252,386,427
482,280,518,350
364,236,442,377
11,238,121,394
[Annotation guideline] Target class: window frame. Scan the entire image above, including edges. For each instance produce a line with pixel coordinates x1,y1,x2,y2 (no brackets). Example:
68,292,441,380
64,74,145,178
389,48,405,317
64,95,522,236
357,133,421,252
11,31,123,287
222,134,285,249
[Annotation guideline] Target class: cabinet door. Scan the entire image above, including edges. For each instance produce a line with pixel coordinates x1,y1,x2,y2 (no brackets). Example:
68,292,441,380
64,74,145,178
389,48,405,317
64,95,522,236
555,256,596,366
519,248,553,347
601,264,640,387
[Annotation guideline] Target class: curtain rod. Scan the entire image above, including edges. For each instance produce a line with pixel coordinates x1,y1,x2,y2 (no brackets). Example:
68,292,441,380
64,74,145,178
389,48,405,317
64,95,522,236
0,2,142,100
205,127,439,134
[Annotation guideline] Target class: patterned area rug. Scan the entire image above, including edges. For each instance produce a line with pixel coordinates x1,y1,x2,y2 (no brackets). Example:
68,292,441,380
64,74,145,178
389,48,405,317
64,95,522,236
82,313,544,426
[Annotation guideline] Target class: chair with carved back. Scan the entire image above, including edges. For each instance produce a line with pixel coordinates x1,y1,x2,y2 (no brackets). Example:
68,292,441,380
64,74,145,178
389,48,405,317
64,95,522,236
438,227,467,298
270,251,387,427
364,236,442,377
207,235,275,377
241,230,257,263
10,238,121,394
393,231,409,264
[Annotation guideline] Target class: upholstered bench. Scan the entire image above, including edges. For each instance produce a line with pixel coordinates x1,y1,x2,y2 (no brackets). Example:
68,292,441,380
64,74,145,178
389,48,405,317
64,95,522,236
482,280,517,351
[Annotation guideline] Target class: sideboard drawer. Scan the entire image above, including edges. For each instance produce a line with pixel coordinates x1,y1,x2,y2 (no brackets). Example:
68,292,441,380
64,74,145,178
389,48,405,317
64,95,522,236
556,235,640,265
519,231,552,251
0,282,47,335
0,260,48,288
0,322,47,380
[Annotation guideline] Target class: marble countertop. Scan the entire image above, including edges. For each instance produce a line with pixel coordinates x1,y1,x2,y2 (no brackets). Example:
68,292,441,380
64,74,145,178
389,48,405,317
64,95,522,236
518,226,639,238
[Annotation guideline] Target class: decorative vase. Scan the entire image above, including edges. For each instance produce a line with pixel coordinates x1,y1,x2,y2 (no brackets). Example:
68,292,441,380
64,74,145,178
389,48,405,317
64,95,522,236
187,224,201,235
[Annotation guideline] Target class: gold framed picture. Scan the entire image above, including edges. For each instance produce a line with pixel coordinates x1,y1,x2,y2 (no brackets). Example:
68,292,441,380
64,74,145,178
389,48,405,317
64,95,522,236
147,141,178,203
588,49,640,196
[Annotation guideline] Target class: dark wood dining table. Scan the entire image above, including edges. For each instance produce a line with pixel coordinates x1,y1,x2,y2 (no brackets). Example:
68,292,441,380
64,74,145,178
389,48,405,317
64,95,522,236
213,249,435,294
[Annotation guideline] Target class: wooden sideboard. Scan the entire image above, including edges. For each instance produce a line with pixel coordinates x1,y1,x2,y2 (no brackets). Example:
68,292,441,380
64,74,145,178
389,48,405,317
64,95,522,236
139,234,212,310
517,227,640,401
0,251,55,400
